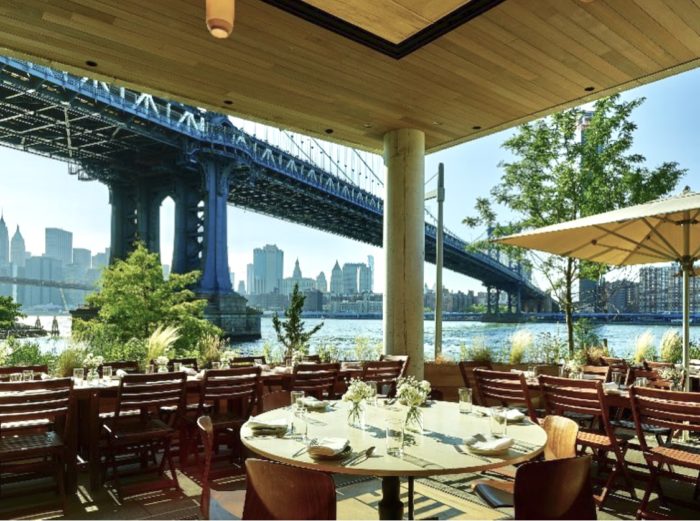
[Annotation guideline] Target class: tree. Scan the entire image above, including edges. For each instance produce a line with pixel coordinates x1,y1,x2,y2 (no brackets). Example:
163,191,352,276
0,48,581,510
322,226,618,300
0,296,24,329
272,283,323,359
74,243,221,354
464,95,685,355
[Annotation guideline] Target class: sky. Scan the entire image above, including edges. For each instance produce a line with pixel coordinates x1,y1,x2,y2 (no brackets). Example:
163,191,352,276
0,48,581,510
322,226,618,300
1,67,699,294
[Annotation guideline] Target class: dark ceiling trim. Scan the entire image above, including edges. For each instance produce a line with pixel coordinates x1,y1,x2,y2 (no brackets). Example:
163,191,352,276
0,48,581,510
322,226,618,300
260,0,507,59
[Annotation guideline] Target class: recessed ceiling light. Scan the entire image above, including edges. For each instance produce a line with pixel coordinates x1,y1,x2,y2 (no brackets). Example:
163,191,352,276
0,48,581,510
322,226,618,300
223,99,233,105
584,86,595,92
362,123,373,128
472,125,482,130
85,60,98,67
432,121,443,126
324,128,334,134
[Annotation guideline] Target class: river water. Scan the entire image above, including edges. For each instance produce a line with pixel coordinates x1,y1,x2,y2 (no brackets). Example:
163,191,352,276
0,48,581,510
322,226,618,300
17,315,700,361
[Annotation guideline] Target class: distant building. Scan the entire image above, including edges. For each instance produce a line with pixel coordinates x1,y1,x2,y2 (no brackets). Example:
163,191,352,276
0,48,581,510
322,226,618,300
358,264,372,293
315,272,327,293
367,255,374,293
604,279,638,313
281,259,315,295
638,264,700,313
578,278,603,312
246,263,261,295
72,248,92,270
237,280,246,295
252,244,283,294
342,263,364,294
303,289,324,312
162,264,171,279
330,261,343,295
0,214,8,266
24,256,63,307
45,228,73,266
10,225,26,268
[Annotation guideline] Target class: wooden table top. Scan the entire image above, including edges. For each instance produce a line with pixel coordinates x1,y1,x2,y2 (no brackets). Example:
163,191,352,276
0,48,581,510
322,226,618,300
241,400,546,478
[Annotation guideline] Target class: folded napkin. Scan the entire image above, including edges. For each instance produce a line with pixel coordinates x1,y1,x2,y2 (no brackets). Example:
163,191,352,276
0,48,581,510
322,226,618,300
248,417,289,431
273,366,290,374
194,370,206,380
505,409,525,422
464,435,514,453
300,396,328,410
308,437,349,458
115,369,127,378
509,369,525,375
40,372,51,380
603,382,620,394
182,367,197,376
260,364,271,371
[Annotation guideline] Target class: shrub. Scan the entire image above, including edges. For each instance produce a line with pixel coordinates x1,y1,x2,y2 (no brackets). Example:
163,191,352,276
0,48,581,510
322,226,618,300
460,336,492,363
145,325,180,365
354,336,383,361
509,330,533,364
633,330,656,364
316,343,342,363
2,337,56,368
586,345,610,365
659,329,682,364
534,332,566,364
574,318,601,350
197,333,226,368
55,342,88,377
262,340,283,365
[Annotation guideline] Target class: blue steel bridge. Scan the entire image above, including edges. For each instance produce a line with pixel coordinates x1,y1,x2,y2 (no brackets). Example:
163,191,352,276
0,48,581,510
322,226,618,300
0,56,545,335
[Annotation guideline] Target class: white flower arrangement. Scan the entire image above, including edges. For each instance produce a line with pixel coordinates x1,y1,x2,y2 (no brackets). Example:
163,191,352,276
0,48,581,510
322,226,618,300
83,353,104,370
342,378,374,404
156,355,169,367
396,376,431,407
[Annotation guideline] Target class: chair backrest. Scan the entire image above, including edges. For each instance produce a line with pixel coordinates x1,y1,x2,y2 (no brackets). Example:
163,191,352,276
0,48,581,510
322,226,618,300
0,378,74,437
243,458,336,520
361,361,403,396
170,357,198,371
625,368,671,389
643,360,674,371
303,354,321,363
198,415,215,520
514,456,596,520
458,361,493,404
231,355,267,367
473,369,537,421
0,365,49,380
292,363,340,400
114,372,186,426
200,367,261,418
262,390,291,412
98,360,140,377
542,415,579,460
380,354,409,378
581,365,611,382
629,386,700,453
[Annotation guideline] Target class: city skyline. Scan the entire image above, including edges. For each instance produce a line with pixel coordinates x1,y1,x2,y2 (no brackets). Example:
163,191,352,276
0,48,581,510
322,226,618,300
0,65,699,296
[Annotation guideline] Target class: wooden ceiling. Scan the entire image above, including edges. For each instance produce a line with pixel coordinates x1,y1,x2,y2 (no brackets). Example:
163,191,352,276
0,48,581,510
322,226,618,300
0,0,699,153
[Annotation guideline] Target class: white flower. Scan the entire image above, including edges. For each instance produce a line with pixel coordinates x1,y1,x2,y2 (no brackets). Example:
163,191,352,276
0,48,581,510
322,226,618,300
396,376,429,407
83,353,104,370
156,355,169,366
342,378,373,403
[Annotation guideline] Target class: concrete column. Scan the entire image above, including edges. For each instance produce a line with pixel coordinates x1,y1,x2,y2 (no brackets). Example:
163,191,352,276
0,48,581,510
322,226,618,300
383,129,425,379
135,179,163,256
172,176,202,274
108,182,137,263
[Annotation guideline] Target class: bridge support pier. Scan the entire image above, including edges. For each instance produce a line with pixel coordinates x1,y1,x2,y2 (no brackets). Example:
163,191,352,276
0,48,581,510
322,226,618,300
108,182,138,263
135,178,166,255
383,129,424,379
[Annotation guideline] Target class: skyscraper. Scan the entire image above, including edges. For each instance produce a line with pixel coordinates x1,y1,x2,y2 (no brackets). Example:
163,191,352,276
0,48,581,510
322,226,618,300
252,244,283,294
315,272,327,293
237,280,246,295
246,263,259,295
10,226,26,268
359,264,372,293
72,248,92,270
0,213,8,265
367,255,374,293
330,261,343,295
45,228,73,266
342,263,365,294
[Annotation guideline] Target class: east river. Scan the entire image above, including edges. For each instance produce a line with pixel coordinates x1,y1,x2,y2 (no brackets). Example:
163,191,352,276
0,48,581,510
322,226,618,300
18,315,700,361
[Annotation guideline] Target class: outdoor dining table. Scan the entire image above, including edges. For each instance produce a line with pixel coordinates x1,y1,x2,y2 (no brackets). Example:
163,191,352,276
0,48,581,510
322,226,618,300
241,400,547,520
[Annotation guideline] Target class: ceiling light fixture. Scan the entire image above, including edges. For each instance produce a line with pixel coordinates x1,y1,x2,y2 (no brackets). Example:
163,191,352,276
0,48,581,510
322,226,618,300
206,0,235,39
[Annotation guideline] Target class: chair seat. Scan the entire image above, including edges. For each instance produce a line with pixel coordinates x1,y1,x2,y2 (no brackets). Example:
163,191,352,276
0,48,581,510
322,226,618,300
210,489,245,520
0,431,64,458
577,430,613,448
610,419,671,436
474,481,515,508
648,443,700,470
564,411,595,424
103,418,174,443
99,409,140,420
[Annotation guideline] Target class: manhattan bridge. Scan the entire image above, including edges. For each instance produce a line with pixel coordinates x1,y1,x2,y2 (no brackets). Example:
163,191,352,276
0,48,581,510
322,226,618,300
0,56,546,338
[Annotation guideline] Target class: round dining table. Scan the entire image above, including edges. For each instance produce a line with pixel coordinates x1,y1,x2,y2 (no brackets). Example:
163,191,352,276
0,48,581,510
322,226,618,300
241,400,547,519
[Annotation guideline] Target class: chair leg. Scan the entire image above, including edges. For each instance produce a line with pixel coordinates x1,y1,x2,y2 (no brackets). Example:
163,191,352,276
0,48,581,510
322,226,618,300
55,453,67,513
164,438,181,492
407,476,415,520
637,460,660,520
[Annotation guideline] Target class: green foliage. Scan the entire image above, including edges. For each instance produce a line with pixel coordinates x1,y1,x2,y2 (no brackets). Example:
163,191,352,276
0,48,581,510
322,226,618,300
509,329,533,364
261,340,283,365
74,243,220,354
272,284,323,359
633,330,656,363
463,96,685,355
316,343,342,363
352,336,382,361
1,337,55,368
197,333,227,368
532,332,565,364
55,343,87,377
460,336,492,363
574,319,601,350
659,329,682,364
0,296,24,329
145,325,180,365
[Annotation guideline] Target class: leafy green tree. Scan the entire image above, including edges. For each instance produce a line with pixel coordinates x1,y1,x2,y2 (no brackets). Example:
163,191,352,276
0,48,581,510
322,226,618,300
0,296,24,329
464,96,685,354
272,284,323,359
74,243,221,354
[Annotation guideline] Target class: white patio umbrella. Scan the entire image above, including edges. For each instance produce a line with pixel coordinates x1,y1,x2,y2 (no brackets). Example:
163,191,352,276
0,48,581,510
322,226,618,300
496,189,700,390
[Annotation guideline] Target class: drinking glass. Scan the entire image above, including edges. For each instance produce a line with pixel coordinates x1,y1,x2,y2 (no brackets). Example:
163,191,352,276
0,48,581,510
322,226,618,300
10,372,21,382
386,418,404,457
292,405,308,442
212,361,221,370
290,390,305,407
73,368,84,384
22,370,34,382
146,364,154,375
254,358,263,366
366,381,378,406
490,406,508,438
458,387,472,414
173,362,182,372
635,377,648,388
102,366,113,381
613,372,624,388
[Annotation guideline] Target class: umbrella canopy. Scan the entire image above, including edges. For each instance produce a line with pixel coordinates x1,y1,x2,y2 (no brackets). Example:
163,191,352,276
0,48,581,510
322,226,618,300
496,189,699,390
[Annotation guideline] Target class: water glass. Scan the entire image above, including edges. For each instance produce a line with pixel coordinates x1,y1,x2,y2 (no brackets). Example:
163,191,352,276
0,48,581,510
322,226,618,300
458,387,472,414
10,372,21,382
102,365,113,381
635,377,648,388
212,361,221,370
73,368,84,384
386,418,404,457
173,362,182,372
290,390,305,407
146,364,155,375
292,405,308,442
366,381,378,406
613,372,624,388
490,406,508,438
254,358,263,366
22,370,34,382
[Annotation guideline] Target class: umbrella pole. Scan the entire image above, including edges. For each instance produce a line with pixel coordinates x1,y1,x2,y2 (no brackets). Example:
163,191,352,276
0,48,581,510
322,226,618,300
682,217,691,392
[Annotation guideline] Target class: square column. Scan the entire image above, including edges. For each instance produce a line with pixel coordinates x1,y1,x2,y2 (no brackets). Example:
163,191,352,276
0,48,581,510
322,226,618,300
383,129,425,379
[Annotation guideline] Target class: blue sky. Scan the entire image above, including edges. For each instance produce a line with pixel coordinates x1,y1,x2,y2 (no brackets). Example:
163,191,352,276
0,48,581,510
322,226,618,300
0,67,699,294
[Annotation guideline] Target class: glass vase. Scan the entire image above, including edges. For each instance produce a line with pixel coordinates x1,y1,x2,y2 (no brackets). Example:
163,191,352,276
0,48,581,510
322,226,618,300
405,405,423,434
157,364,168,373
347,401,365,429
86,368,98,383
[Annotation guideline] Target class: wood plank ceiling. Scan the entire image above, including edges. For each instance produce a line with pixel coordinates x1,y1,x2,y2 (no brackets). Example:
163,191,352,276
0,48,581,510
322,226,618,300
0,0,698,153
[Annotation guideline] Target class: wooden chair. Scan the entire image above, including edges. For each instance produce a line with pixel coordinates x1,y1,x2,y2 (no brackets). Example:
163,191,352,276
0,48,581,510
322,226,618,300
380,354,409,378
170,357,198,371
360,360,403,397
629,386,700,518
600,357,628,383
539,375,635,505
0,364,49,380
98,360,139,377
291,363,339,400
0,378,74,512
303,354,321,363
243,458,337,520
513,456,596,520
262,390,291,412
474,415,579,508
102,372,186,499
581,365,611,382
458,361,492,405
625,367,671,389
185,367,261,465
198,416,245,520
643,360,674,371
473,368,538,422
